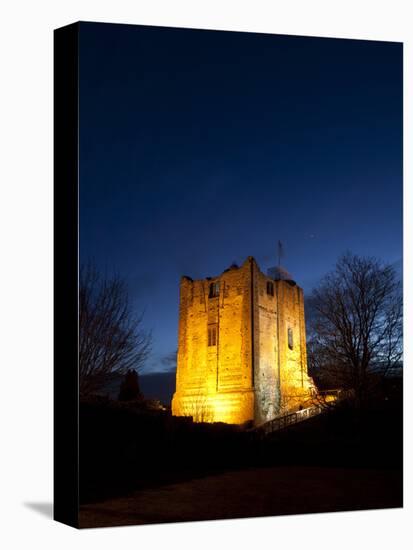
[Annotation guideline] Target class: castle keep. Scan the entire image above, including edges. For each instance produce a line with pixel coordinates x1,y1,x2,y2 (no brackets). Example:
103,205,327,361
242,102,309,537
172,257,315,425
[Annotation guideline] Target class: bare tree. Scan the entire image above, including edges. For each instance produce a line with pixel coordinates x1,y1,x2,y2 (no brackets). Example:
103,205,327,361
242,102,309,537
79,264,151,396
308,253,402,408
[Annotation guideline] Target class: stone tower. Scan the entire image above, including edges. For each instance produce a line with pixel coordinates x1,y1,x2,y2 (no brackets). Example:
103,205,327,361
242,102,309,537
171,257,315,425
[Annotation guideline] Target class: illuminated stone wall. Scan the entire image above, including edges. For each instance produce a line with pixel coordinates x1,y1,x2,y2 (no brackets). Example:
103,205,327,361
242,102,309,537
172,257,315,425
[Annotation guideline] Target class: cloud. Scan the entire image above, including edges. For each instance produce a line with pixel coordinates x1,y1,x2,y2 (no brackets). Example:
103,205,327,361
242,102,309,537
160,350,177,371
143,350,177,374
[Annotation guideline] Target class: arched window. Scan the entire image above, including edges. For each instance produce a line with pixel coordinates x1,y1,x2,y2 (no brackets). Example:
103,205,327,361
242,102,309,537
209,281,220,298
208,324,217,346
288,327,293,350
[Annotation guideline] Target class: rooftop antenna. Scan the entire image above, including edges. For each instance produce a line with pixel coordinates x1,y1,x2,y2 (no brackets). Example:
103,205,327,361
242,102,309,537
268,241,291,281
277,240,283,270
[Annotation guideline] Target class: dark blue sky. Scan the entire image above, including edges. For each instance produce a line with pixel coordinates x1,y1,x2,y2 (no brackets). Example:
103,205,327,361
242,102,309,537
79,22,402,373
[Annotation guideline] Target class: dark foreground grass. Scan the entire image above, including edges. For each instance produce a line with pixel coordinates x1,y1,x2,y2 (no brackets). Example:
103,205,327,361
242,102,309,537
79,395,403,527
79,465,402,528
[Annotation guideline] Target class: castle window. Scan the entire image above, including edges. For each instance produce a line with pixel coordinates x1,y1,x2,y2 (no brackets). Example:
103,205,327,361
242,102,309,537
266,281,274,296
288,327,294,350
209,281,220,298
208,325,217,347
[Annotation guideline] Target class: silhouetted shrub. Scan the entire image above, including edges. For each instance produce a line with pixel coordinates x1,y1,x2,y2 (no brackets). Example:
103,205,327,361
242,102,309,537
118,369,142,401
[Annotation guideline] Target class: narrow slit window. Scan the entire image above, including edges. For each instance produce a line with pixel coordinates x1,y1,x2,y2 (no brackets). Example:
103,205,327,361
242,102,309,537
266,281,274,296
208,325,217,347
209,281,220,298
288,327,294,350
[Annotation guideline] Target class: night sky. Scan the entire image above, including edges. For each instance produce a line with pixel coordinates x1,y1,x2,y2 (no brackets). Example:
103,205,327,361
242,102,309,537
79,22,402,374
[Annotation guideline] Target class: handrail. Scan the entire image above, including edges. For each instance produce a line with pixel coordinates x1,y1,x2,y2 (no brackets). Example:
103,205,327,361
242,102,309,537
254,404,324,436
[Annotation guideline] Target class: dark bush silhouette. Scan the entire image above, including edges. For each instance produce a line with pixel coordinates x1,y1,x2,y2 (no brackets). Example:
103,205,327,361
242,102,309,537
79,385,402,505
118,369,142,401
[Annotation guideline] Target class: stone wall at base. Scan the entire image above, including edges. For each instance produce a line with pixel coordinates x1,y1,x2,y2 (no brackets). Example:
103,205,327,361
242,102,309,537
171,389,254,425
